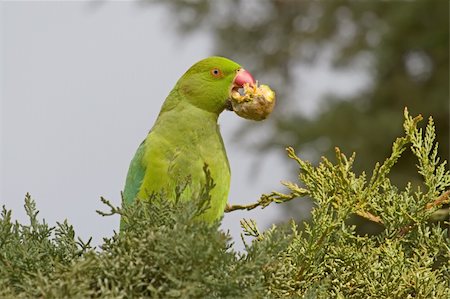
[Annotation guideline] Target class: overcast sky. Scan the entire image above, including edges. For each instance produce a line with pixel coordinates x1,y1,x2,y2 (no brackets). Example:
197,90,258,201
0,1,368,250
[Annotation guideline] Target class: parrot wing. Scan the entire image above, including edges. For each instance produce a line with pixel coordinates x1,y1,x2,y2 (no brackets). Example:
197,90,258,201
123,139,147,206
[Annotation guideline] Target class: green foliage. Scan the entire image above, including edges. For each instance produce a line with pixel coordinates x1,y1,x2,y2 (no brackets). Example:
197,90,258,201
1,111,449,298
256,109,450,297
0,194,91,297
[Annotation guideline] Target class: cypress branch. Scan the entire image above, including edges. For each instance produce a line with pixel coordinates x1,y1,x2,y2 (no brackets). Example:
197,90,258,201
1,109,449,298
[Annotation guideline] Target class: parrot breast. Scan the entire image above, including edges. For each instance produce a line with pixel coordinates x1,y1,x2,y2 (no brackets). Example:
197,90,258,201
130,98,231,223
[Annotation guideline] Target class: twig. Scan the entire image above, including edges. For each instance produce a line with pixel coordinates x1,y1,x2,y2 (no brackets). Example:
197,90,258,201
225,189,449,230
224,184,306,213
225,202,261,212
224,193,298,212
425,190,450,210
356,210,384,225
96,197,122,217
398,189,450,236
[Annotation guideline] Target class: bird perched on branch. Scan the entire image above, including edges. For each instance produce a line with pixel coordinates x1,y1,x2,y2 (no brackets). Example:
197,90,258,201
122,56,257,223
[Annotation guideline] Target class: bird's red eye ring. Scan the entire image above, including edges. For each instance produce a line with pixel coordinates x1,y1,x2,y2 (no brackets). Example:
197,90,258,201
210,68,223,78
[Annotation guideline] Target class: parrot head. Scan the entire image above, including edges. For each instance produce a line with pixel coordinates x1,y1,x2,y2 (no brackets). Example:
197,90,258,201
177,56,255,114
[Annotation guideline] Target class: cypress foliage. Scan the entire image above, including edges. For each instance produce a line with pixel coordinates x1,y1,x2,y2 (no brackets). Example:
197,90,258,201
1,109,448,298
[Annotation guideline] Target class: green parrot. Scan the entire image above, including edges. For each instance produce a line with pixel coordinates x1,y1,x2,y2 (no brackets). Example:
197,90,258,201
123,56,255,223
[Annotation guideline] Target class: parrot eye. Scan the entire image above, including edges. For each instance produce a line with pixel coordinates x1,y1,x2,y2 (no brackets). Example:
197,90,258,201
210,68,223,78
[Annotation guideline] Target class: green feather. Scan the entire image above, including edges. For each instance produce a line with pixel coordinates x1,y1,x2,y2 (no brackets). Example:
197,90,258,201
123,140,146,207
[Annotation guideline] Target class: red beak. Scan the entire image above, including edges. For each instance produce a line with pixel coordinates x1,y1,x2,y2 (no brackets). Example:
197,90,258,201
233,68,255,88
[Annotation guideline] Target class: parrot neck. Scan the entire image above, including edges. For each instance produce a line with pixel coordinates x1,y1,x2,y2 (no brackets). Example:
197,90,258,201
159,88,222,121
154,94,221,139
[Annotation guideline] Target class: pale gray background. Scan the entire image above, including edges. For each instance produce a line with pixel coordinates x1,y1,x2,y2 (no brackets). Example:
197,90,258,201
0,1,367,249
